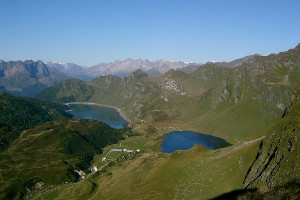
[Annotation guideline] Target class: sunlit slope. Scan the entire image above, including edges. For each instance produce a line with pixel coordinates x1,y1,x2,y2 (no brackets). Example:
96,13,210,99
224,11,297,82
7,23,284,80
33,142,260,200
212,96,300,199
34,95,300,200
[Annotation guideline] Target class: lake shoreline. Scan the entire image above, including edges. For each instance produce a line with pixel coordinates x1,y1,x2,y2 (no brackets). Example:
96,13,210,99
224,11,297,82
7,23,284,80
65,102,131,124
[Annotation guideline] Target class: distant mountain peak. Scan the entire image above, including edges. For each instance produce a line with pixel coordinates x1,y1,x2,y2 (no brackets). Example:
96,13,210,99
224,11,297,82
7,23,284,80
170,59,180,63
48,61,64,65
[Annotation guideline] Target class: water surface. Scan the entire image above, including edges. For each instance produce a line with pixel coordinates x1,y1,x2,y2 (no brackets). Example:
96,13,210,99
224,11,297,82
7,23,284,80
161,131,231,153
68,104,129,129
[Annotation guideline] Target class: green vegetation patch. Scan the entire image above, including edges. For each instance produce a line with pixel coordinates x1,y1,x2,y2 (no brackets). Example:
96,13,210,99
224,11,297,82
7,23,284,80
0,119,128,200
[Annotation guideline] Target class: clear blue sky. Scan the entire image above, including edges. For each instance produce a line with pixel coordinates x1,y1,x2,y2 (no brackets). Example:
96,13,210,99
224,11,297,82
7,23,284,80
0,0,299,66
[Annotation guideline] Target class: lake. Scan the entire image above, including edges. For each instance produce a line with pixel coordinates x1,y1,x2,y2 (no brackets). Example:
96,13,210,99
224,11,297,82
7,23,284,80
68,103,129,129
161,131,231,153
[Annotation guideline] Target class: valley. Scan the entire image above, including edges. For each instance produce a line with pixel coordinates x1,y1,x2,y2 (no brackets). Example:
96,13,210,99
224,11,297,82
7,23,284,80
2,1,300,199
28,94,300,200
30,44,300,199
0,44,300,200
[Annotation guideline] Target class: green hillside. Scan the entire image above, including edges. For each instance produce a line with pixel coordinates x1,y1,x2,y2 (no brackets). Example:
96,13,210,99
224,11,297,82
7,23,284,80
35,78,94,103
0,92,70,130
0,119,128,200
31,95,300,200
0,93,131,200
0,92,71,151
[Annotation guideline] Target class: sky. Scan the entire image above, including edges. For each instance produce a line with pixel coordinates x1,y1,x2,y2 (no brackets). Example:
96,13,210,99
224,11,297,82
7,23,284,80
0,0,299,66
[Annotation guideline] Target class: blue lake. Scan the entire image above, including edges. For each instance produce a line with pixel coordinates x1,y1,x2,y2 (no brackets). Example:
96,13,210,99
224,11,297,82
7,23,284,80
68,104,129,129
161,131,231,153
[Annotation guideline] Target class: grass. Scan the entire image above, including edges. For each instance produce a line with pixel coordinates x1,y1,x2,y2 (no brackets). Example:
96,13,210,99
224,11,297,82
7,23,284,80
32,139,261,200
0,119,127,200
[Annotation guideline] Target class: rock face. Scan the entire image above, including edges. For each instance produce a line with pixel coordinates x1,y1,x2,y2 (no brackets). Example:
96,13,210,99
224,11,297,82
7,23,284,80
0,60,68,96
243,96,300,189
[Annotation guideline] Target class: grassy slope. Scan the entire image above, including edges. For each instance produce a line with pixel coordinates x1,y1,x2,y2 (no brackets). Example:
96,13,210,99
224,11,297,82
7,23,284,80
33,95,300,200
33,133,261,200
0,92,72,152
243,96,300,189
0,119,127,200
35,79,94,103
211,96,300,199
0,92,70,130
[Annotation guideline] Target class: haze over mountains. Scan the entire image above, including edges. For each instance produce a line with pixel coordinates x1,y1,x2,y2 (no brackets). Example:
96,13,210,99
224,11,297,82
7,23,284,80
47,55,261,82
0,58,196,96
47,58,197,81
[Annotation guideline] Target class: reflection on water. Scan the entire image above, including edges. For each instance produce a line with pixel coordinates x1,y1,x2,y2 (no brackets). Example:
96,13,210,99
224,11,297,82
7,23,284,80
68,104,128,129
161,131,231,153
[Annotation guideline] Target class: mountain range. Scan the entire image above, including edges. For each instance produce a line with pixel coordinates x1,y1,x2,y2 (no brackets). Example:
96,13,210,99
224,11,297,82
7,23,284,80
46,56,261,82
47,59,197,81
0,55,259,97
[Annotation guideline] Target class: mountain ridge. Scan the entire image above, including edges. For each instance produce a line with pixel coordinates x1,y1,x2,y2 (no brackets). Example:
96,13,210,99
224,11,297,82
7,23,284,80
0,60,68,96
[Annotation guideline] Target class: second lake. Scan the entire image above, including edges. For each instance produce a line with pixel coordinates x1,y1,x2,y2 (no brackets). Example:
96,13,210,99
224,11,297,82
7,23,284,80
161,131,231,153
